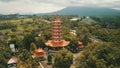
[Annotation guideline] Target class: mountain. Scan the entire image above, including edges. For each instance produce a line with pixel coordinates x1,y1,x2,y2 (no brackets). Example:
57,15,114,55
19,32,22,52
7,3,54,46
0,14,3,16
37,6,120,16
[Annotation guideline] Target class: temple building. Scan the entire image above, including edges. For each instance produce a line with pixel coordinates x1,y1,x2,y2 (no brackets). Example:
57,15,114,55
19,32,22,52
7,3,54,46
34,48,46,58
78,41,84,49
45,14,70,49
7,57,17,68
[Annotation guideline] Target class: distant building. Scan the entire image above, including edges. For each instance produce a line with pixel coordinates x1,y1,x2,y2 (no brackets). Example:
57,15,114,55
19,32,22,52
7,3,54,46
45,14,70,49
70,17,80,21
70,30,77,35
7,57,17,68
86,16,90,19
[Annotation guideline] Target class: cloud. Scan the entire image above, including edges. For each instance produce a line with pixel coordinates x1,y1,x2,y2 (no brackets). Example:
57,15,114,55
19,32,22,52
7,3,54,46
0,0,119,14
0,0,17,2
0,0,65,14
33,0,120,7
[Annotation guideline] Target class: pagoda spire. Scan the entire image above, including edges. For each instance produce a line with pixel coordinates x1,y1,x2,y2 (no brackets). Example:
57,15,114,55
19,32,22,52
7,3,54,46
54,12,60,23
56,12,59,19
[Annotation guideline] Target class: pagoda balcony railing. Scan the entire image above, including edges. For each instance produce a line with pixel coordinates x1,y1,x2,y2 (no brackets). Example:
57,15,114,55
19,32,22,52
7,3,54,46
53,30,62,32
52,33,62,35
54,20,61,22
52,36,62,38
52,40,62,42
52,24,61,26
53,26,62,28
53,31,61,33
53,29,62,31
52,35,63,37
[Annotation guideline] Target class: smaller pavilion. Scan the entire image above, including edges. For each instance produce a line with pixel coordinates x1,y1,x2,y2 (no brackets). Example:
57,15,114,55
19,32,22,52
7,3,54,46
34,48,46,58
78,41,84,49
7,57,17,68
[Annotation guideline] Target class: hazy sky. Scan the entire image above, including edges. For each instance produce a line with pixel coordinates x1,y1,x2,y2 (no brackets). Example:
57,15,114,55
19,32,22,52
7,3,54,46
0,0,120,14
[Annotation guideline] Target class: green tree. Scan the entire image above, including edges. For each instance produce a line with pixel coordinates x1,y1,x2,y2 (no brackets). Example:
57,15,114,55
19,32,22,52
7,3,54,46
0,45,12,68
64,33,77,41
53,49,73,68
8,38,21,49
23,34,35,50
47,54,52,64
67,41,79,53
30,42,37,53
17,49,39,68
82,35,90,45
35,34,46,48
76,23,89,41
75,42,120,68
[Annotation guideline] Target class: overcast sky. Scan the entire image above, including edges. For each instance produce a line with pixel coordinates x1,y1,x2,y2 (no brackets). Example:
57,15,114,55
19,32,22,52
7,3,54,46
0,0,120,14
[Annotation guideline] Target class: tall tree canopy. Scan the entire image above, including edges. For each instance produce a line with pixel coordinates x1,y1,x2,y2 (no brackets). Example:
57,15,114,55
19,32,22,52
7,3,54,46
75,42,120,68
23,34,35,50
53,49,73,68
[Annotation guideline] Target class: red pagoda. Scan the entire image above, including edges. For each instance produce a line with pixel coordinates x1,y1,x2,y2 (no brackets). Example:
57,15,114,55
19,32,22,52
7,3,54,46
45,14,70,48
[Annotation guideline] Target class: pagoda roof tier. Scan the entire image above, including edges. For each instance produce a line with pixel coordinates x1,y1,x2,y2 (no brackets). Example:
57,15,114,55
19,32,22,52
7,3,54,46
45,40,70,47
54,20,61,23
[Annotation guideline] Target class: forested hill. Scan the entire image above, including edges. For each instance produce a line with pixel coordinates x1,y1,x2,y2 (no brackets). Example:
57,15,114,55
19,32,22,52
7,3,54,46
91,15,120,28
37,6,120,16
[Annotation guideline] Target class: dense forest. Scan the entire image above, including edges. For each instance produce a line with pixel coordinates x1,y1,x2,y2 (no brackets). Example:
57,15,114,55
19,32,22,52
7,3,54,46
0,15,120,68
91,15,120,28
